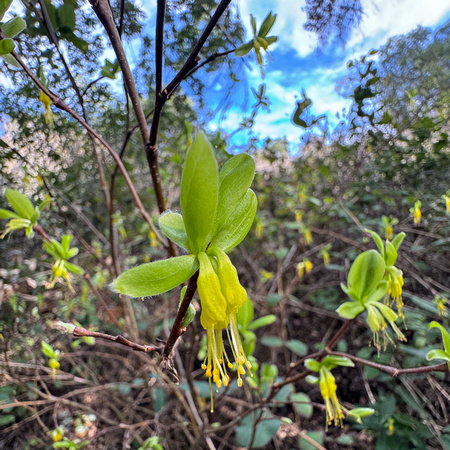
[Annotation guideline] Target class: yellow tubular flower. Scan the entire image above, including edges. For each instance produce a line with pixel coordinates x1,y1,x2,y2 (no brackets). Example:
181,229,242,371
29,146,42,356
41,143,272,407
386,269,404,318
385,225,393,241
319,367,344,428
303,228,313,245
197,251,252,411
149,231,158,248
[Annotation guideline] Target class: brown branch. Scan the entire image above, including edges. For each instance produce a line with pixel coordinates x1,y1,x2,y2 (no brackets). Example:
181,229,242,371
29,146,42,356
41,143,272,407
163,272,199,359
69,325,162,354
10,50,165,246
83,273,125,331
328,351,449,376
89,0,172,231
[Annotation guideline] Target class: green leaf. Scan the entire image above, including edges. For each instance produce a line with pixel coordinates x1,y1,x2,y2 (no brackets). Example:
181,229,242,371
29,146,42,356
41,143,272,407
235,40,253,57
67,247,79,258
247,314,276,330
299,431,323,450
5,189,34,219
391,232,406,250
265,35,278,45
237,296,254,330
56,4,76,31
180,132,218,253
258,11,276,38
0,414,15,426
64,261,84,276
260,336,283,347
250,14,257,35
159,212,190,252
214,154,255,233
322,355,355,368
61,234,73,253
210,189,257,252
347,407,375,423
112,255,198,297
304,358,320,372
374,301,398,323
336,301,365,319
367,229,385,256
385,240,397,266
429,321,450,353
364,280,388,304
0,38,14,54
0,0,13,21
285,339,308,356
51,240,66,259
347,250,385,303
235,415,281,448
41,341,56,358
426,349,450,362
61,30,89,51
1,16,26,38
0,208,20,219
0,52,21,67
291,392,313,418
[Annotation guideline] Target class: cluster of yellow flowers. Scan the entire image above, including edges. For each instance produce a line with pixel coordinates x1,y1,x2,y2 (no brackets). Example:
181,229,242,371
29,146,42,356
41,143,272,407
197,248,252,410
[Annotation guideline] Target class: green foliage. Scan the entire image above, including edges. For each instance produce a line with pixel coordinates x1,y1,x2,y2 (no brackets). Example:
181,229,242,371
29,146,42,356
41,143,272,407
235,11,278,76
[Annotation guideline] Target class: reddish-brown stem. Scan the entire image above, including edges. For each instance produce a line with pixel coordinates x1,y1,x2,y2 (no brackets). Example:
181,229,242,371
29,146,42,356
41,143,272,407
163,272,199,359
328,351,449,376
70,326,162,354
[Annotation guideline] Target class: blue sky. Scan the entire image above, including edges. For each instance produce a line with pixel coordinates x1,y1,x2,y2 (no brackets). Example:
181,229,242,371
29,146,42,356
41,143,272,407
199,0,450,146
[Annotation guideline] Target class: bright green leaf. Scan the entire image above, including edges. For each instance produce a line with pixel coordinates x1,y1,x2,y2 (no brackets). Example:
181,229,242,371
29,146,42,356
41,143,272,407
159,212,190,252
426,349,450,362
385,240,397,266
210,189,257,252
5,189,35,219
214,153,255,233
304,358,320,372
391,232,405,250
336,301,365,319
347,407,375,424
347,250,386,303
429,321,450,353
180,132,218,253
364,280,388,304
64,261,84,276
112,255,198,297
237,296,254,330
322,355,355,369
0,208,20,219
41,341,56,358
248,314,276,330
367,229,384,256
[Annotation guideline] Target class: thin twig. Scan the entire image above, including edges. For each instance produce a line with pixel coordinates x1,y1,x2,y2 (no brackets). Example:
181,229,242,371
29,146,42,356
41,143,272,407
163,272,199,359
68,326,162,354
328,351,449,376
